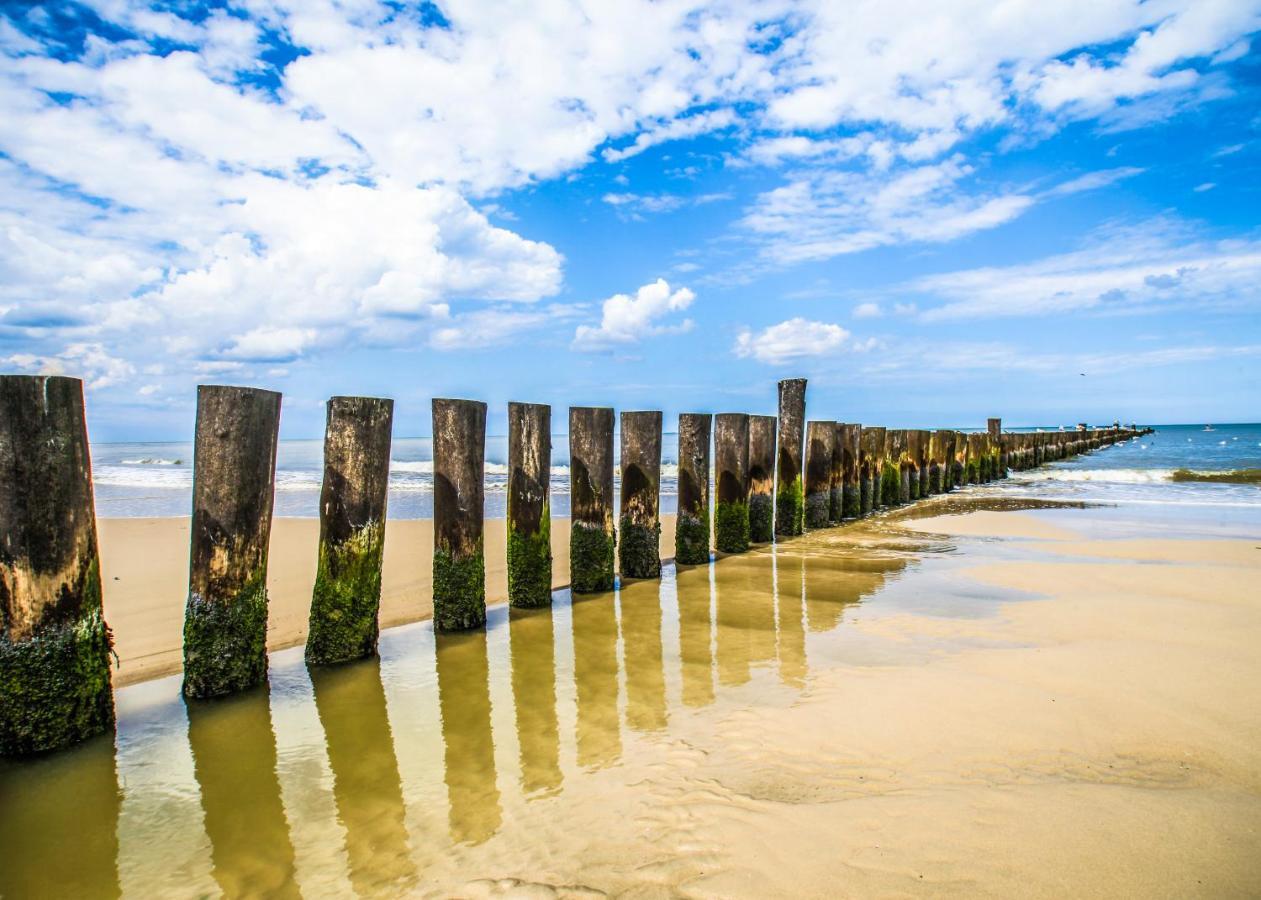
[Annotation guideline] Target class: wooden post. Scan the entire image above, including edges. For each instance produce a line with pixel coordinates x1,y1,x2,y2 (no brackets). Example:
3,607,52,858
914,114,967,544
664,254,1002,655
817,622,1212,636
306,396,394,666
828,423,845,525
619,411,662,579
507,402,552,609
715,414,751,553
841,424,862,518
0,375,114,755
966,433,984,483
183,385,281,699
675,413,711,566
775,378,806,537
913,430,930,498
859,426,878,514
804,421,834,529
569,407,615,593
881,430,905,506
747,415,776,543
432,398,487,631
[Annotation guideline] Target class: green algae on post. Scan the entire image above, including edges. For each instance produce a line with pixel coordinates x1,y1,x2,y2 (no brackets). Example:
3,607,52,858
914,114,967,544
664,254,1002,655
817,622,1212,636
619,411,663,579
306,395,393,666
432,398,488,631
183,384,282,700
804,420,835,529
715,413,751,553
841,423,862,519
775,378,807,537
747,414,776,543
0,375,116,756
570,406,616,593
675,413,712,566
508,402,553,608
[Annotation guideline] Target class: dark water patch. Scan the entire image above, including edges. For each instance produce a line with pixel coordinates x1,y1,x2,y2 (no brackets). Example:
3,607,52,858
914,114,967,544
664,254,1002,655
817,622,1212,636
1170,468,1261,485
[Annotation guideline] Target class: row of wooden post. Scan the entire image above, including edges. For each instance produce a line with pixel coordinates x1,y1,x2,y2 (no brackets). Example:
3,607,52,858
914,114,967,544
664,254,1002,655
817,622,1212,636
0,374,1146,755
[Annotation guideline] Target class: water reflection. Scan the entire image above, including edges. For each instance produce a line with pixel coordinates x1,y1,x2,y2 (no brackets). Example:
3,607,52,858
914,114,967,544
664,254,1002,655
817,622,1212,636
620,578,668,733
0,524,938,895
186,687,299,898
434,630,502,845
571,593,622,769
675,564,715,707
310,659,416,895
508,606,562,796
0,733,121,899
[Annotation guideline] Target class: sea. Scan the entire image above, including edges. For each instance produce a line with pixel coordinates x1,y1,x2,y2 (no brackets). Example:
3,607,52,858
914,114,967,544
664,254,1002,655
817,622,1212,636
89,423,1261,520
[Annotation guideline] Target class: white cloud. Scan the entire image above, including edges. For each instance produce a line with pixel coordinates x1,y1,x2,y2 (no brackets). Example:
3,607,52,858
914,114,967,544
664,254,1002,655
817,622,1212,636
603,108,739,162
853,302,882,319
4,342,134,389
602,190,730,219
1195,182,1217,192
733,317,856,364
573,279,695,350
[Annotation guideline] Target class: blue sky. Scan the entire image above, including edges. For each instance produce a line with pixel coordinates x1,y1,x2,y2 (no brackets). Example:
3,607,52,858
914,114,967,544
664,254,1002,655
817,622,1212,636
1,1,1259,441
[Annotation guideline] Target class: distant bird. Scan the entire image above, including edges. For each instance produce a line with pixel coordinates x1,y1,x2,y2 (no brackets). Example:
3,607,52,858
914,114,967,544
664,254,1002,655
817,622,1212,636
1079,372,1086,376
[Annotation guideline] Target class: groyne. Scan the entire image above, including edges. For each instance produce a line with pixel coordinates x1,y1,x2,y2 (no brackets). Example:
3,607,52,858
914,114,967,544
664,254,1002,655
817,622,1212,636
0,372,1147,754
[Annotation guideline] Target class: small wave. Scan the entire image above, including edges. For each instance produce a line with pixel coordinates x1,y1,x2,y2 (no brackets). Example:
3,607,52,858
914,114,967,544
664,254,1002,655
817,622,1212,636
121,457,184,465
1011,468,1177,484
1169,468,1261,485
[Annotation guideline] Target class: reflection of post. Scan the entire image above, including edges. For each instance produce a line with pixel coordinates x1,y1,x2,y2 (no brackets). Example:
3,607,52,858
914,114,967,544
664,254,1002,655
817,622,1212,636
774,550,807,688
619,411,663,579
715,555,777,687
570,596,621,769
187,688,299,897
714,413,751,554
675,564,715,708
508,607,562,796
507,402,552,609
675,413,712,566
747,415,777,543
620,580,667,732
0,375,115,755
310,660,416,893
0,733,121,897
806,553,906,633
434,631,502,845
432,398,488,631
569,407,616,593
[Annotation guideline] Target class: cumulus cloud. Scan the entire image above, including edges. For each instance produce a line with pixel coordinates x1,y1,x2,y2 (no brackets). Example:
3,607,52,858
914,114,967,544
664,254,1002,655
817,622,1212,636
573,279,695,350
853,302,882,319
733,317,866,364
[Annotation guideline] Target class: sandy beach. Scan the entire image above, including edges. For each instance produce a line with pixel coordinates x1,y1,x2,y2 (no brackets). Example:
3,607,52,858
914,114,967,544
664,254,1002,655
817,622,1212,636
98,515,678,686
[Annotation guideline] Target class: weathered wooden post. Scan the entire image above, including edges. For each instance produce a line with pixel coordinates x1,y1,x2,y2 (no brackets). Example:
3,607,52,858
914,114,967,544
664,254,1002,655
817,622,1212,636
881,430,904,506
988,418,1008,478
965,433,983,483
858,426,878,514
715,413,751,553
804,421,834,529
928,429,946,493
569,407,615,593
675,413,711,566
507,402,552,608
619,411,662,579
841,424,862,519
0,375,114,755
775,378,807,537
432,398,487,631
306,396,393,666
867,426,887,510
915,430,931,497
747,415,776,543
183,385,281,699
828,423,845,525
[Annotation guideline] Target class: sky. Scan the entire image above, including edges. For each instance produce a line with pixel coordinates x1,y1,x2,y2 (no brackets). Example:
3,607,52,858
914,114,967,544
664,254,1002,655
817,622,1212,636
1,0,1259,441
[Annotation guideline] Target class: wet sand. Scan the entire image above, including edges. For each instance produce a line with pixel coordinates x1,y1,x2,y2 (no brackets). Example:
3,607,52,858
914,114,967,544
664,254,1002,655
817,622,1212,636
98,515,678,685
3,498,1256,897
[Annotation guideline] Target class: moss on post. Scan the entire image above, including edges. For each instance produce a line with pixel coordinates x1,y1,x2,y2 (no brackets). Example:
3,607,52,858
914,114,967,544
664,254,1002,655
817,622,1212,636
432,398,487,631
775,378,807,537
570,407,615,592
675,413,712,566
507,402,552,608
306,395,393,666
715,413,751,554
619,411,662,579
183,385,282,700
0,375,115,755
881,460,901,506
747,415,776,543
841,424,861,519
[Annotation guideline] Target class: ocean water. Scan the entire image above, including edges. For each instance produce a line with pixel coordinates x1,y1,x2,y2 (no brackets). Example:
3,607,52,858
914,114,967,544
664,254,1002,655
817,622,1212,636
90,424,1260,519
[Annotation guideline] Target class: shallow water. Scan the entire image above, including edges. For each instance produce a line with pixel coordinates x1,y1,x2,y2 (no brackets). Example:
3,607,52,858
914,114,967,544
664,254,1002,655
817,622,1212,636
0,519,976,898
